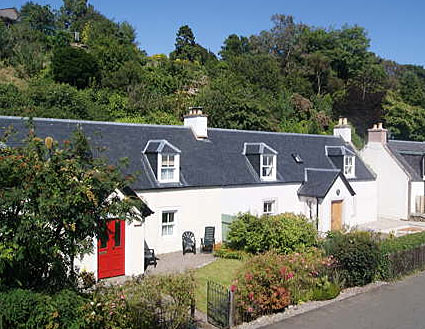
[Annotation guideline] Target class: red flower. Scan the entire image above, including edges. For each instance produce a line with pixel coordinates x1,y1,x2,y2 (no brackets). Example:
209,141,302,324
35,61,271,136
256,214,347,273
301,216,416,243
230,284,237,292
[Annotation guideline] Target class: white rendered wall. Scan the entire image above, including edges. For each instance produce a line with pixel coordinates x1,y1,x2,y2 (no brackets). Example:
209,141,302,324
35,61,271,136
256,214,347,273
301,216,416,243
221,184,304,217
348,180,378,225
74,238,98,279
411,181,425,214
140,188,222,254
140,184,306,254
125,220,145,277
361,143,409,219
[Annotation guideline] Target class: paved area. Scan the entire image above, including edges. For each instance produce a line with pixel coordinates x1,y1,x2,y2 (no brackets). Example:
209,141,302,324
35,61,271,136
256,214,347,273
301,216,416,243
357,217,425,236
264,272,425,329
145,249,216,275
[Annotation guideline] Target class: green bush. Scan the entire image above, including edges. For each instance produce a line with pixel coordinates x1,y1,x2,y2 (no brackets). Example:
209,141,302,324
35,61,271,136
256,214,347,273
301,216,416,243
323,231,381,287
232,249,336,318
378,231,425,280
312,277,341,301
0,289,87,329
227,212,318,254
380,231,425,254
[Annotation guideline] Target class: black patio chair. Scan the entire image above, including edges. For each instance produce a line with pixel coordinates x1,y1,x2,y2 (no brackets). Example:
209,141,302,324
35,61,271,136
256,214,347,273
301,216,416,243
200,226,215,253
144,241,159,270
182,231,196,255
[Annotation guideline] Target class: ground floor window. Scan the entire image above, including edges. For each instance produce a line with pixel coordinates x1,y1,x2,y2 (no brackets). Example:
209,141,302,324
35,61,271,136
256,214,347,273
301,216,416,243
263,200,275,215
162,211,176,236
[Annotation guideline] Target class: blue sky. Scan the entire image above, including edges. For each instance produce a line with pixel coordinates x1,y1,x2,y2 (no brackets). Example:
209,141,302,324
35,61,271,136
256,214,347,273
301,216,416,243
7,0,425,66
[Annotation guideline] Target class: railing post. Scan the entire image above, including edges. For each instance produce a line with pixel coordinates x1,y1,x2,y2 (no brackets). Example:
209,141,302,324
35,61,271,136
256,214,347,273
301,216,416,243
229,289,235,328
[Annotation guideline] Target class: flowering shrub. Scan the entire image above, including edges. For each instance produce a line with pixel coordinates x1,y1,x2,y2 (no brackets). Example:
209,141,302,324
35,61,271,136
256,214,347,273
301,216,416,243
83,272,196,329
227,212,318,254
232,249,335,318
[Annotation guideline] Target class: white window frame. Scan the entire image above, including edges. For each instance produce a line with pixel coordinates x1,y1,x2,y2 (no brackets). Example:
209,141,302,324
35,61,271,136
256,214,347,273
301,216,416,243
161,210,176,236
263,200,276,215
158,153,180,183
260,154,276,181
343,156,355,178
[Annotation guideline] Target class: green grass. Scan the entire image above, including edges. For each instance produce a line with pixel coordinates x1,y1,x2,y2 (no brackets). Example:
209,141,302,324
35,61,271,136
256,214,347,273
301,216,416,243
194,258,244,313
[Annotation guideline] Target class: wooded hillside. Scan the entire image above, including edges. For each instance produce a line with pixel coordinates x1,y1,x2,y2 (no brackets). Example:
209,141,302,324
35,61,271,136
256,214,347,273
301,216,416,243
1,0,425,144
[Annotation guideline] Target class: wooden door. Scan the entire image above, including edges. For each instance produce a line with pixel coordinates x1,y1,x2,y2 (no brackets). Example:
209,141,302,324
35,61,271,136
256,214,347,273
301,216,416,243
331,201,343,231
98,219,125,279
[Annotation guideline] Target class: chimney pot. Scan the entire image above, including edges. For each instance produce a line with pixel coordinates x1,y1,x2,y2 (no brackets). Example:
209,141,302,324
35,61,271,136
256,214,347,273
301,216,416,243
338,118,343,125
333,119,351,143
343,118,348,125
368,123,387,144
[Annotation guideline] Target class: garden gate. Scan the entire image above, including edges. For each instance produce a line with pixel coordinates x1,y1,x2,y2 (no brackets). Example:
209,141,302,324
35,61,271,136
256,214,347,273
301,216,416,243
207,281,234,328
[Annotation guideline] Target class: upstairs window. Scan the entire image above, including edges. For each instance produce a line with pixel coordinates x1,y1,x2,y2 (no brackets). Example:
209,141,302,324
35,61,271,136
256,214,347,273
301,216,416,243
344,156,355,178
261,154,276,181
160,154,177,181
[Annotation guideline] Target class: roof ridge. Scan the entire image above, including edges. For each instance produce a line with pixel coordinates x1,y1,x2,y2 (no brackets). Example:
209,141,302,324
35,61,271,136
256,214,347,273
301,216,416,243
389,139,425,145
209,127,339,139
0,115,188,130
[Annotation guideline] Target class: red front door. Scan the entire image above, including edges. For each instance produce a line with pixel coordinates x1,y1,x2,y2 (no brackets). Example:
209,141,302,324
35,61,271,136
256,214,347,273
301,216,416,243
98,219,125,279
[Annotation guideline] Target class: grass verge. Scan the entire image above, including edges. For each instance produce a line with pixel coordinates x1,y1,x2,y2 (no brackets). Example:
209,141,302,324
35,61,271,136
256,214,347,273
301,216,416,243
194,258,244,313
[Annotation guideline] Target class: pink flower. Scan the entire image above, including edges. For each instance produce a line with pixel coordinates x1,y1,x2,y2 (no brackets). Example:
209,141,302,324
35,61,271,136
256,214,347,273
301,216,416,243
230,284,237,292
287,272,294,279
248,292,254,300
248,307,254,313
245,273,253,281
279,266,287,276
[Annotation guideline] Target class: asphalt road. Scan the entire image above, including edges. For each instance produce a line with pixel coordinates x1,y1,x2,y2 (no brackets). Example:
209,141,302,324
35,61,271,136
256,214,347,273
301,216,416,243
264,272,425,329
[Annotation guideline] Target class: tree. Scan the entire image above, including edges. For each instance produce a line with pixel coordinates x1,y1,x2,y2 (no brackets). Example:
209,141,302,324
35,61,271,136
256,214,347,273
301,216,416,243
52,46,100,89
20,2,55,33
170,25,216,64
0,128,142,291
219,34,251,60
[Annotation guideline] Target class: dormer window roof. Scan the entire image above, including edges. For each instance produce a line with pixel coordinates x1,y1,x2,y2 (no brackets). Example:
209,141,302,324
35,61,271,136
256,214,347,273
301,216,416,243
325,146,356,179
243,143,278,182
143,140,181,184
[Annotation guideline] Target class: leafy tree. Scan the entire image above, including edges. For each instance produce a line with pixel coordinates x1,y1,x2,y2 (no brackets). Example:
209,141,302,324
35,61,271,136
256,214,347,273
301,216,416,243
383,91,425,141
399,68,425,108
51,46,100,89
219,34,251,60
20,2,55,34
0,129,142,291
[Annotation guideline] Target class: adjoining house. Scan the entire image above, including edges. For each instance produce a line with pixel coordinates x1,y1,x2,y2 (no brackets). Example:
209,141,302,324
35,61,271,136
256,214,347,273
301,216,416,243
0,8,19,27
361,123,425,220
0,113,377,278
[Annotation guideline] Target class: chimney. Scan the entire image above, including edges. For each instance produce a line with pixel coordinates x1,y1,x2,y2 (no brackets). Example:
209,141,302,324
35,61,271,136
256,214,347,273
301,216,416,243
367,122,387,144
333,117,351,143
184,107,208,139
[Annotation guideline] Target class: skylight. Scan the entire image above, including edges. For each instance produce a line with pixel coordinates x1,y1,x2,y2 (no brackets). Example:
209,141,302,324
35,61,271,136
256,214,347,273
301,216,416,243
292,153,303,163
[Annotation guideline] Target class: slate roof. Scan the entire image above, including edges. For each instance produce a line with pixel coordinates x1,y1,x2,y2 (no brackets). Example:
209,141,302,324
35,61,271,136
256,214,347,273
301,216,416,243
0,116,375,190
298,169,355,198
387,140,425,181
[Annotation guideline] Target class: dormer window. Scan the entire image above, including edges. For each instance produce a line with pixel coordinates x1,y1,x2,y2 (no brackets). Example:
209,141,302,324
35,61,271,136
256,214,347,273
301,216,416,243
243,142,278,182
261,154,276,181
344,156,355,178
160,154,178,182
143,140,181,184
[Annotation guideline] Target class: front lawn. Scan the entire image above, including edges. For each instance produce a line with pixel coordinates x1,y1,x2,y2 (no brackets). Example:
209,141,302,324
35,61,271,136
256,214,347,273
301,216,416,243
194,258,244,313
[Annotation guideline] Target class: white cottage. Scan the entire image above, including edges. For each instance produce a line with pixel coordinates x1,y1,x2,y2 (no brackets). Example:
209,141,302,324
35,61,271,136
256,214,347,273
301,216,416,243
361,123,425,220
0,113,378,278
